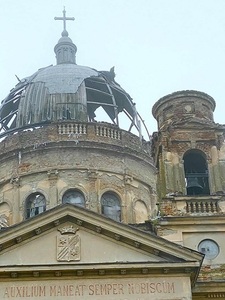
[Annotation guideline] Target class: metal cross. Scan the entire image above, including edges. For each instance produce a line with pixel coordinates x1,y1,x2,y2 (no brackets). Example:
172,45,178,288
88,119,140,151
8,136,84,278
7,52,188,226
54,8,75,31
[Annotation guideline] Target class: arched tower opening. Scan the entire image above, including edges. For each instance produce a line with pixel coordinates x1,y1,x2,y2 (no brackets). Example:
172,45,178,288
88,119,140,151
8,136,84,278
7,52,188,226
183,150,210,196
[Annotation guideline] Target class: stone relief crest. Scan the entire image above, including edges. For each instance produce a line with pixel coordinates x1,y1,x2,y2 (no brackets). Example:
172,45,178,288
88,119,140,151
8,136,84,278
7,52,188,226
57,225,80,262
0,214,9,229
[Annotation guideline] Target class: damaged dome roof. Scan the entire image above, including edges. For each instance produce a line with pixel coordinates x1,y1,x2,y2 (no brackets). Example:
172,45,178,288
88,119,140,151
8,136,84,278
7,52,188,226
0,64,138,136
0,9,147,139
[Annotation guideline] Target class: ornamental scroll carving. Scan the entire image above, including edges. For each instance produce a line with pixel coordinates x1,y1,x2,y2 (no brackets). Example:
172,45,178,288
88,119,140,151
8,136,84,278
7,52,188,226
57,225,80,262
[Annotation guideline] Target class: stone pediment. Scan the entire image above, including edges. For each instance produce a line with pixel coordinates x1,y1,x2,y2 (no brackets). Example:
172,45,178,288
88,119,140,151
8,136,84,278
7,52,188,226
0,204,203,284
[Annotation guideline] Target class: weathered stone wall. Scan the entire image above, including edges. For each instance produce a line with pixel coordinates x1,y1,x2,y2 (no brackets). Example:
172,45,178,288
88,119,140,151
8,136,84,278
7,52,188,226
156,131,225,197
152,90,215,129
0,122,156,226
152,90,225,292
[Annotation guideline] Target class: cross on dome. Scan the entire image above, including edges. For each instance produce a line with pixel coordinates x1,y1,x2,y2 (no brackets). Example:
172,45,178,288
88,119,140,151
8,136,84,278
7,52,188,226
54,8,77,65
54,7,75,34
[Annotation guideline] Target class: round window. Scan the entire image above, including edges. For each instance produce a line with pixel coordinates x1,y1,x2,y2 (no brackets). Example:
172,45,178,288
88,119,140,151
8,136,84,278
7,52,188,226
198,239,219,260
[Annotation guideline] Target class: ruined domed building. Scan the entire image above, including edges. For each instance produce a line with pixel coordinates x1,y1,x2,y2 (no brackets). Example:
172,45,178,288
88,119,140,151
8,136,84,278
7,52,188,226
0,9,224,300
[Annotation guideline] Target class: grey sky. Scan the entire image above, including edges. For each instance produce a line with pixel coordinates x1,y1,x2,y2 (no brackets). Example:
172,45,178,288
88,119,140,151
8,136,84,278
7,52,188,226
1,0,225,138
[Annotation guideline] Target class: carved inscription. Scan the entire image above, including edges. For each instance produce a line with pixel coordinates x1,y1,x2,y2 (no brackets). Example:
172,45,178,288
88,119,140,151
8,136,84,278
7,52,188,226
1,277,188,299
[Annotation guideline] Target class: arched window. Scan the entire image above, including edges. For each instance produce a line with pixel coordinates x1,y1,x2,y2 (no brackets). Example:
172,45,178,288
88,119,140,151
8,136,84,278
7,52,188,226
134,200,148,223
62,189,85,207
183,150,210,195
26,193,46,219
101,192,121,222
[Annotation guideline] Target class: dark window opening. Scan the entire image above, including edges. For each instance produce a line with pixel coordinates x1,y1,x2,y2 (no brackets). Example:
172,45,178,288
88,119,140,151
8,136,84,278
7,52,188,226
184,150,210,195
101,192,121,222
62,189,85,207
26,193,46,219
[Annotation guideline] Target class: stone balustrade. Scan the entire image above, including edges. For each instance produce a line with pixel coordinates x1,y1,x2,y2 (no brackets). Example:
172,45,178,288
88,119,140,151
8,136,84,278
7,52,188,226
160,196,225,216
95,125,121,140
58,123,121,140
58,123,87,135
186,199,219,214
0,122,152,164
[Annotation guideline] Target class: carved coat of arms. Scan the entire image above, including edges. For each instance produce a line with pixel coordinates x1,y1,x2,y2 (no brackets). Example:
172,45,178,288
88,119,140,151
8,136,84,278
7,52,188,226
57,225,80,261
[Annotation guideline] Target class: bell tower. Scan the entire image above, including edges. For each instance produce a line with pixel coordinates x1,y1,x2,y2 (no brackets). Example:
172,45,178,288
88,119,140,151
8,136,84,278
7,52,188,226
151,90,225,285
152,90,225,199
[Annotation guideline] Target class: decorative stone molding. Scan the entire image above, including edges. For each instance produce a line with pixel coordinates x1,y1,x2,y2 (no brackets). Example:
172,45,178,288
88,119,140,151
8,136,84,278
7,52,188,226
33,271,40,277
216,133,225,150
47,170,59,181
124,174,133,185
35,228,42,235
10,176,20,187
95,226,102,233
87,169,98,180
58,225,78,235
208,293,225,298
54,220,60,226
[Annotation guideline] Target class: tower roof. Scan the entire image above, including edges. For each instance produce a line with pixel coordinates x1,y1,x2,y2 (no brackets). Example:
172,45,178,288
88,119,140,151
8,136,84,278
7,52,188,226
152,90,217,131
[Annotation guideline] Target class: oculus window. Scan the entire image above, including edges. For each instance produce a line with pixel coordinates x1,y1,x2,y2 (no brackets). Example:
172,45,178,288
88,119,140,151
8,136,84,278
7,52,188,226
198,239,219,260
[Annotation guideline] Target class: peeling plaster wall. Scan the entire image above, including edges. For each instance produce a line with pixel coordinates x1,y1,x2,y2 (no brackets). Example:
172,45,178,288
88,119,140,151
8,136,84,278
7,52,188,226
152,91,225,289
155,129,225,198
0,123,156,226
152,91,225,198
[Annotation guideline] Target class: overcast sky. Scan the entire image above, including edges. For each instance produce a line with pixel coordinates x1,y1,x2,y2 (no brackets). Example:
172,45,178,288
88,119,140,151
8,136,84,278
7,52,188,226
1,0,225,138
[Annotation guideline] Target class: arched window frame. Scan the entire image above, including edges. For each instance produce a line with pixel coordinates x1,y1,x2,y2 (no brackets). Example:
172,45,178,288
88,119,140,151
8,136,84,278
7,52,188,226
101,191,121,222
133,199,149,223
25,192,46,219
62,189,86,207
183,149,210,196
